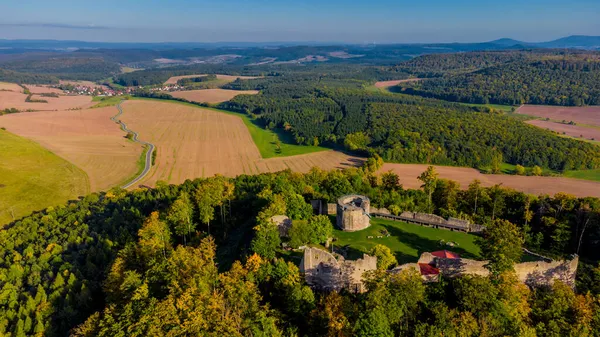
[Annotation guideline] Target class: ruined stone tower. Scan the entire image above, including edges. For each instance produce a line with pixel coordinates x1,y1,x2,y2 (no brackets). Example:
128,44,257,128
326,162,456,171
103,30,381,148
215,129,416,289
336,194,370,231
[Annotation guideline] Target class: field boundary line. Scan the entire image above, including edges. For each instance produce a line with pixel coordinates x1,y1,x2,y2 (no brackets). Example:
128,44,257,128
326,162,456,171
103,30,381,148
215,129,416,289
111,101,155,189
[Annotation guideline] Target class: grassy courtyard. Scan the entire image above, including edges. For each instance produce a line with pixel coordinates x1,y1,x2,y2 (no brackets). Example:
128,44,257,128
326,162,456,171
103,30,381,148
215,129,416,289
332,218,481,264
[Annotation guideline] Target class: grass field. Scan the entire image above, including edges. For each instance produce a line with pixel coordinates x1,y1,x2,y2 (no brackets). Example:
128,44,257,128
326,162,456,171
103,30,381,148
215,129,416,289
92,95,128,108
0,107,143,191
458,102,515,113
333,218,481,264
564,169,600,182
169,89,259,104
0,129,89,226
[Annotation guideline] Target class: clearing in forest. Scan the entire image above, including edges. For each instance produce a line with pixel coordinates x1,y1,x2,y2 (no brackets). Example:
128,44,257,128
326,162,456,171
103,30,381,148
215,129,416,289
379,163,600,198
526,120,600,142
0,129,89,226
374,78,422,88
169,89,259,104
118,100,363,186
0,107,143,191
516,105,600,126
164,74,261,85
334,218,481,263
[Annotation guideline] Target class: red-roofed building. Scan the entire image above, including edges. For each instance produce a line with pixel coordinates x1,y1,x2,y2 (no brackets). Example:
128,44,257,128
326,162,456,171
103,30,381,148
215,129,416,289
431,250,461,259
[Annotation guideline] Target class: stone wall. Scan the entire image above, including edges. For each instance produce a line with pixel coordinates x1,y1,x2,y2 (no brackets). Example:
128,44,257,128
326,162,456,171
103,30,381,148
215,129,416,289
336,195,371,231
327,203,337,215
431,254,579,288
270,215,292,237
371,207,391,215
300,247,377,293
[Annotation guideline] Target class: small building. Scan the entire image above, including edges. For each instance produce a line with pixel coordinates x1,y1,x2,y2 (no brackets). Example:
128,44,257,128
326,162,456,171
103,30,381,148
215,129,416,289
336,195,371,231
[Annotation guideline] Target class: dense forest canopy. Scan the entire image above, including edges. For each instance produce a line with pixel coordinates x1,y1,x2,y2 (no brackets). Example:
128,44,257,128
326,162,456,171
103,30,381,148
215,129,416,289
0,69,59,84
0,57,121,81
1,167,600,336
218,70,600,171
397,51,600,106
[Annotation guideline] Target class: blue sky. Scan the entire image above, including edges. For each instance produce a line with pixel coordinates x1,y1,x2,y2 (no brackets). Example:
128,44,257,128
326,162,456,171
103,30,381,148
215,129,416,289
1,0,598,43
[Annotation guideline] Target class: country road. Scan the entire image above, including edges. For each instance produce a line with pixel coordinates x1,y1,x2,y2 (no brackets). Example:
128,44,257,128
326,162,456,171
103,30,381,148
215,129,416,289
111,101,155,189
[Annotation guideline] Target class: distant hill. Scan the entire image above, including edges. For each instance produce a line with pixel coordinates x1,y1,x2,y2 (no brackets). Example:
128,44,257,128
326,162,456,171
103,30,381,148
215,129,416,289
538,35,600,49
488,35,600,50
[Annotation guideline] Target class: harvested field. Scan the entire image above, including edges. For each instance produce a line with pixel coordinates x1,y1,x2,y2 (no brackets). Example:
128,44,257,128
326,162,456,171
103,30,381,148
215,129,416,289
374,78,422,88
0,91,93,111
0,107,143,191
165,74,261,85
0,82,23,92
516,105,600,126
169,89,259,104
526,120,600,141
379,163,600,198
118,100,363,186
0,129,89,226
25,85,63,95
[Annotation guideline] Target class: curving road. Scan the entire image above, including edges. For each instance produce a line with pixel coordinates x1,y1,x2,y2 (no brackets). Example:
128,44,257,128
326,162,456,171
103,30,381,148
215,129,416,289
111,101,155,189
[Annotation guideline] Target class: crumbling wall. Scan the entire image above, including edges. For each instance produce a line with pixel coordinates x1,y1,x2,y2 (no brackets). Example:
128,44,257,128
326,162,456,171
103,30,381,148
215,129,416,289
371,207,391,215
327,203,337,215
270,215,292,237
300,247,377,292
414,213,446,224
515,255,579,288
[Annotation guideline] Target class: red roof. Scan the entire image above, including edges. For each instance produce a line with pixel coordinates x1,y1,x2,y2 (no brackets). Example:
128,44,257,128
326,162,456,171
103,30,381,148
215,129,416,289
431,250,460,259
418,263,440,275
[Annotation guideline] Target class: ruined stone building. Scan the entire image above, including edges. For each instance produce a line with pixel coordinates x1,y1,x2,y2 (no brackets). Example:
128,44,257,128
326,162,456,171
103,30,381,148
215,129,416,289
270,215,292,237
336,194,371,231
392,250,579,288
299,247,377,293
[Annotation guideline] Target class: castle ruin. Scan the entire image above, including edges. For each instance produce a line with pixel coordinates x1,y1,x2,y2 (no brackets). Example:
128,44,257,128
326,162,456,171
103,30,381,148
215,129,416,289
300,247,377,293
336,194,371,231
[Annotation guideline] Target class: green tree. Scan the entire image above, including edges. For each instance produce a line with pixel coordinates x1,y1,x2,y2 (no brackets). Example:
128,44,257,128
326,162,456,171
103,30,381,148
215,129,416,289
478,219,524,275
515,164,526,175
138,211,172,259
532,165,543,176
418,166,438,213
166,192,195,245
353,308,394,337
369,244,397,270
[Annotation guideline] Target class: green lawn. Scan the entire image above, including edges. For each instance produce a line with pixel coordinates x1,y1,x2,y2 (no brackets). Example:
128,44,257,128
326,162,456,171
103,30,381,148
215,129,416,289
564,169,600,182
133,97,328,158
92,95,128,108
0,129,90,226
332,218,481,264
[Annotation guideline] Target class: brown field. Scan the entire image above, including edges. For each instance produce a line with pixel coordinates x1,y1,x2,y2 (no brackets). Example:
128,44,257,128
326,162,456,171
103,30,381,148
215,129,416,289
0,82,23,92
0,91,93,111
164,74,261,85
169,89,259,104
526,120,600,141
516,105,600,126
0,107,143,191
374,78,422,88
25,85,64,95
379,163,600,198
118,100,362,186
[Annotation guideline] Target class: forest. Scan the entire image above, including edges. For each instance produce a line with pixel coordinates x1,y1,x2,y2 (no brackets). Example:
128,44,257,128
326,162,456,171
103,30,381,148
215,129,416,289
1,165,600,336
397,52,600,106
0,57,120,81
0,69,59,84
220,73,600,171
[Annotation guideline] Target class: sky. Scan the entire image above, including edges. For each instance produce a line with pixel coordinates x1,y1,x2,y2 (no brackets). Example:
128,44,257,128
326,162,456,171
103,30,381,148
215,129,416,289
1,0,599,43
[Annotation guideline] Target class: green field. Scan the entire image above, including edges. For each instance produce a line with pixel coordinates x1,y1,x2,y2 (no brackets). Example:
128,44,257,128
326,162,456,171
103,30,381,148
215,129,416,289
0,129,90,226
333,218,481,264
564,169,600,182
92,95,128,108
457,102,515,113
133,97,328,158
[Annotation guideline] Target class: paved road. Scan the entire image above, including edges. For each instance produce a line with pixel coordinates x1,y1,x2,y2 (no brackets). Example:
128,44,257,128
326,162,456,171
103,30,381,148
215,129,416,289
111,101,155,189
